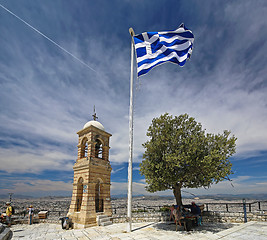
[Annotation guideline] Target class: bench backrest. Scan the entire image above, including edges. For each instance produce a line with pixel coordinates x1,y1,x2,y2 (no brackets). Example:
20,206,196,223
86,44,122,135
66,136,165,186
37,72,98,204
199,204,204,213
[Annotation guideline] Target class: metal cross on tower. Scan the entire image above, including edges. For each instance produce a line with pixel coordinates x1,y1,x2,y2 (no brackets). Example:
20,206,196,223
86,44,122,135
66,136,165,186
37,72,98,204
92,105,98,121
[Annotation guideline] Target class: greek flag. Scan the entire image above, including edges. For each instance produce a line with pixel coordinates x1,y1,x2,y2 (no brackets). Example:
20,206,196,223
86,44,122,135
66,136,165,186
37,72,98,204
133,24,194,77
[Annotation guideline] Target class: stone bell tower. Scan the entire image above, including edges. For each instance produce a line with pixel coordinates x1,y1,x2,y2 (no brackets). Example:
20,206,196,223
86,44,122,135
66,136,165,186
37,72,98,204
68,112,112,228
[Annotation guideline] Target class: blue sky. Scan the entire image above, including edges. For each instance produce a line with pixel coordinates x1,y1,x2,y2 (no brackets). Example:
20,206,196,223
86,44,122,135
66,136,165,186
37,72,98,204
0,0,267,198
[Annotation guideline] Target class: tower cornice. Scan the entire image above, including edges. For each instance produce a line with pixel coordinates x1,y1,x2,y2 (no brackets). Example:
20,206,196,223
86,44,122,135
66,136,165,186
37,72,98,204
77,125,112,137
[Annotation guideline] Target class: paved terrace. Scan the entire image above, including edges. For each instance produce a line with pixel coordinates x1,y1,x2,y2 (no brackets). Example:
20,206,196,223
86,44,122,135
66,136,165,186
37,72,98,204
10,221,267,240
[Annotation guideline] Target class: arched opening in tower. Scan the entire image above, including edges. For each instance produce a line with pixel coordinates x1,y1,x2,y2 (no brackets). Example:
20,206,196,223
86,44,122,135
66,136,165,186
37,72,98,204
95,179,103,212
95,139,103,159
76,177,83,212
81,138,88,158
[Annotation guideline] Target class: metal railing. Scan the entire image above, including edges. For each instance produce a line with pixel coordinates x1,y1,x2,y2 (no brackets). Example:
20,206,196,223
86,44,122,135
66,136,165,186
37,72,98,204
205,200,267,213
7,209,69,219
2,200,266,219
112,200,267,215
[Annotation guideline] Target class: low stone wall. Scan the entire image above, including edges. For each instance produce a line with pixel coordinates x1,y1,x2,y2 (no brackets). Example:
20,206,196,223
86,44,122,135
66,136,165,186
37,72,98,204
112,211,267,224
203,211,267,223
12,211,267,225
112,212,169,223
12,217,60,225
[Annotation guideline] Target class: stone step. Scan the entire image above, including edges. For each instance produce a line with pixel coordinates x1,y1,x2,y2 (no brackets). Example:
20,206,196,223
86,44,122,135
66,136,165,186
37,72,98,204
97,215,112,227
0,224,12,240
100,220,112,226
97,215,108,220
99,217,110,223
0,224,4,234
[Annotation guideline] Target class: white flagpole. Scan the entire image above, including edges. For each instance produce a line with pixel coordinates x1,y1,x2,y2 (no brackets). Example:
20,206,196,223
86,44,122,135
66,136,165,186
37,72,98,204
127,27,135,233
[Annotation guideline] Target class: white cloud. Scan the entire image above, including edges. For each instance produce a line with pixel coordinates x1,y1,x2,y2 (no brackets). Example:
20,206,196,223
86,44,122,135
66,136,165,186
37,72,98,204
187,176,267,196
111,181,172,196
0,179,72,196
0,0,267,197
0,147,74,173
111,175,267,197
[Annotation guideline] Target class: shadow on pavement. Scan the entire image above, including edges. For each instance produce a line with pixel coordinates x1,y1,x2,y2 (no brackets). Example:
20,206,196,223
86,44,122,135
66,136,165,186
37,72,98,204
132,222,155,232
12,229,24,232
154,222,236,233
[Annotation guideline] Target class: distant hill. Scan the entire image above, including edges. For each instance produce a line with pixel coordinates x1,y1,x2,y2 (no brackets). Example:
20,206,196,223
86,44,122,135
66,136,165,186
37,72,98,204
198,193,267,200
112,193,267,201
0,194,71,200
1,193,267,201
0,194,34,200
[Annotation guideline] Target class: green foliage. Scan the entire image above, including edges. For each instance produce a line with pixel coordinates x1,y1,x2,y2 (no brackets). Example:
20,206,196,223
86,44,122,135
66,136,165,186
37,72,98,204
132,208,148,213
140,113,237,196
159,206,170,212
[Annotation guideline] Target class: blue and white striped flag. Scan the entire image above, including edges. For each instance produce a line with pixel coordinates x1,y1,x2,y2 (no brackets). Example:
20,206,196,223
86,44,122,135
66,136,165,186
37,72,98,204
133,24,194,77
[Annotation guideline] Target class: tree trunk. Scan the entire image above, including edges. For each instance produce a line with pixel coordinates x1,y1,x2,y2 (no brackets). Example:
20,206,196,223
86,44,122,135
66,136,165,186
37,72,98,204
173,183,182,206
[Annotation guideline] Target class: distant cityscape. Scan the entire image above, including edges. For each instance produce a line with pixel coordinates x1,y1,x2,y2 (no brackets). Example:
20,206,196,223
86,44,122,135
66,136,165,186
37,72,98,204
1,193,267,201
1,193,267,221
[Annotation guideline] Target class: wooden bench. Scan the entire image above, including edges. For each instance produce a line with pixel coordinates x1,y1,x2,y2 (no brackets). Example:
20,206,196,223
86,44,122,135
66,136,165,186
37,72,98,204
199,204,204,213
38,211,48,219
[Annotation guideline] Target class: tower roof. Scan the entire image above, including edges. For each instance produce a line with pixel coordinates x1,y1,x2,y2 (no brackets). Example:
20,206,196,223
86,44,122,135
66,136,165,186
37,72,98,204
83,120,105,131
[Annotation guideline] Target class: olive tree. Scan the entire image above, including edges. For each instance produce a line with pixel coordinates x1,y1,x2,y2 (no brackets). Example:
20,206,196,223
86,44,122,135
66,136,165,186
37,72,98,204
140,113,237,206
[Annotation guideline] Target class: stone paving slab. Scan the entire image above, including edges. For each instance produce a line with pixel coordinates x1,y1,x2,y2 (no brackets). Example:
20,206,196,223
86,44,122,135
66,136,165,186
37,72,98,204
213,221,267,240
9,221,267,240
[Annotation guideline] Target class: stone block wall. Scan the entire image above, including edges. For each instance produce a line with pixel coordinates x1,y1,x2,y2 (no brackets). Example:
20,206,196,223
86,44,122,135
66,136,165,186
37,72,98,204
203,211,267,223
112,211,267,224
12,210,267,225
112,212,169,223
